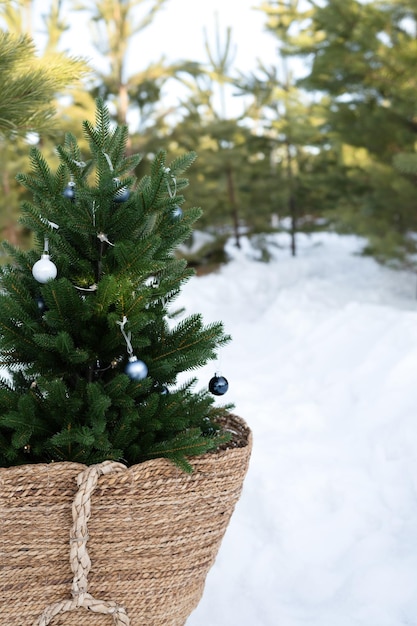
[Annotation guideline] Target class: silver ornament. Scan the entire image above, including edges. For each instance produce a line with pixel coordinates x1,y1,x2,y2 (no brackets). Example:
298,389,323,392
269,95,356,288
125,356,148,380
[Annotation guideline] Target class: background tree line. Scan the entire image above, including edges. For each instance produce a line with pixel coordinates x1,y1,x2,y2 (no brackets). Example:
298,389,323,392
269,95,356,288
2,0,417,270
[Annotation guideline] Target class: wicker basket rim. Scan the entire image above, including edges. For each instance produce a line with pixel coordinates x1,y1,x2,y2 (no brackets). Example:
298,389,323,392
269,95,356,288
0,413,252,476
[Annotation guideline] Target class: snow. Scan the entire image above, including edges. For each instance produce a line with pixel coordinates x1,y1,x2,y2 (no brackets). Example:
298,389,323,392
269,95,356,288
179,231,417,626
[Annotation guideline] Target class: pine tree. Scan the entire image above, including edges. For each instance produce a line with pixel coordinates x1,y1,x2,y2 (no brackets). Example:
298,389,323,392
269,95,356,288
167,19,249,248
0,98,232,471
235,1,324,253
278,0,417,263
0,25,86,137
0,0,90,246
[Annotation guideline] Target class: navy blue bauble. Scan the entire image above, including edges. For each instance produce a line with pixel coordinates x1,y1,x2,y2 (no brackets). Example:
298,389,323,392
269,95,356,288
208,375,229,396
114,187,130,203
125,356,148,380
36,296,47,313
113,178,130,203
63,182,76,201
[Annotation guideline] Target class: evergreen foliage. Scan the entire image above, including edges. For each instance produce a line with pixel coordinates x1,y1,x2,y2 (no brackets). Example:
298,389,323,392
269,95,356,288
0,1,91,246
0,30,87,136
0,98,232,471
272,0,417,264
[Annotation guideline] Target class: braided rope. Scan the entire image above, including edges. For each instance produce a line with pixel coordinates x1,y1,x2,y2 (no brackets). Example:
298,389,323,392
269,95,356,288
34,460,130,626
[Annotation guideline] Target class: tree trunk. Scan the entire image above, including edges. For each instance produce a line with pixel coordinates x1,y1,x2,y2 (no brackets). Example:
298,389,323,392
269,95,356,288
286,139,297,256
226,164,240,248
118,82,129,126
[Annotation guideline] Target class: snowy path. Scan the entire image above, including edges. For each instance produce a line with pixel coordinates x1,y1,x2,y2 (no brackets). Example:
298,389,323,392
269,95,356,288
180,232,417,626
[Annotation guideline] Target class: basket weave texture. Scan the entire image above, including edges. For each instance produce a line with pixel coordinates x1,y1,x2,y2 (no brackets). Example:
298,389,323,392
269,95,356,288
0,414,251,626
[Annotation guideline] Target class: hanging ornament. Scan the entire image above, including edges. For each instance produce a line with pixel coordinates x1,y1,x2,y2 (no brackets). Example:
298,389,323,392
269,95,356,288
113,177,130,203
32,254,57,283
125,356,148,380
209,374,229,396
63,180,76,201
32,238,57,284
173,205,183,219
62,160,85,201
32,255,57,283
36,295,48,314
116,315,148,381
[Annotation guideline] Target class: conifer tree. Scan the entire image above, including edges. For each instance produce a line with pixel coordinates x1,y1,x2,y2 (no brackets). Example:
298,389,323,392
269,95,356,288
169,19,248,248
0,0,90,245
236,0,323,253
0,98,231,471
276,0,417,262
0,25,86,137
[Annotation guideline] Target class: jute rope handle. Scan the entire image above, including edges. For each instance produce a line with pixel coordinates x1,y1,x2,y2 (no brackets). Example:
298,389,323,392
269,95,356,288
34,460,130,626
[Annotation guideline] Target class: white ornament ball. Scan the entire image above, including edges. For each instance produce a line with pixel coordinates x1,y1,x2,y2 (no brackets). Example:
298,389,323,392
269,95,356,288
125,356,148,381
32,254,57,283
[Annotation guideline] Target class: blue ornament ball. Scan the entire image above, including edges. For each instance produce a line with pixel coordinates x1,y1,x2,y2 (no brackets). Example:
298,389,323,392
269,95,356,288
173,205,183,219
113,178,130,203
63,182,76,201
114,187,130,203
208,375,229,396
125,356,148,381
36,296,47,313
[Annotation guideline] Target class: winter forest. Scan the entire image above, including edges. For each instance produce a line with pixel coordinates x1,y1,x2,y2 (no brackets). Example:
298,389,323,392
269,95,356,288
2,0,417,268
2,1,417,625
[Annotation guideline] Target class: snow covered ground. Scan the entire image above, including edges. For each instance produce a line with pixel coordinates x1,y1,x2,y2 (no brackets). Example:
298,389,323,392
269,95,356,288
179,231,417,626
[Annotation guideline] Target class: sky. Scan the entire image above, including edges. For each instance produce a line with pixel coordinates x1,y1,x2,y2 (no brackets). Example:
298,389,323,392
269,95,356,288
32,0,282,118
174,229,417,625
130,0,278,71
57,0,279,73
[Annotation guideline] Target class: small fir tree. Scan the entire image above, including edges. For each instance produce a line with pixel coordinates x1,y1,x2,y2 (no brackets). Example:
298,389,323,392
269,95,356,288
0,99,232,471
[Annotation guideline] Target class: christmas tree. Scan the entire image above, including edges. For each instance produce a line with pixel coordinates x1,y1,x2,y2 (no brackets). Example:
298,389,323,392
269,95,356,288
0,99,232,471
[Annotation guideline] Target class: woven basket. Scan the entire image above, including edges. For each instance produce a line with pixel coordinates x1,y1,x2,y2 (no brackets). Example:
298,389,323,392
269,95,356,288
0,414,251,626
